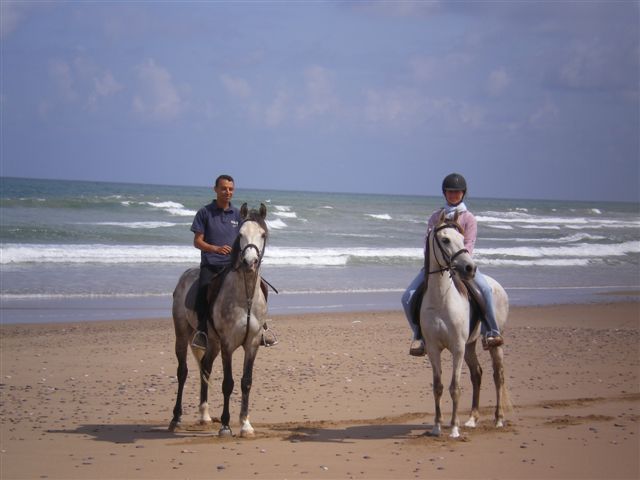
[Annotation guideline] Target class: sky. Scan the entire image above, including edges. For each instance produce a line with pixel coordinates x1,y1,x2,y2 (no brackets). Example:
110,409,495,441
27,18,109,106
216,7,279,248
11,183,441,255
1,1,638,202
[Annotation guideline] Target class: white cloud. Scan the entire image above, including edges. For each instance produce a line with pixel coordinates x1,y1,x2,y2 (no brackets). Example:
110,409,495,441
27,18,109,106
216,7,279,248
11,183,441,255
364,88,424,124
529,98,559,128
94,71,123,97
296,65,340,121
411,53,471,82
49,59,78,102
220,74,252,99
132,59,184,121
487,67,511,96
264,91,288,127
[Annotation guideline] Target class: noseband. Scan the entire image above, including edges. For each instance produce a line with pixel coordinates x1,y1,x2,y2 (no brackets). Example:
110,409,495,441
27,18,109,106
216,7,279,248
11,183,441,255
239,242,264,268
429,223,469,275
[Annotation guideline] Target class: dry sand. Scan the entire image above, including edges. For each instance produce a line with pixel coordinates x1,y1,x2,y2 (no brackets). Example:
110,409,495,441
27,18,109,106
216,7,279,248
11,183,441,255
1,302,639,479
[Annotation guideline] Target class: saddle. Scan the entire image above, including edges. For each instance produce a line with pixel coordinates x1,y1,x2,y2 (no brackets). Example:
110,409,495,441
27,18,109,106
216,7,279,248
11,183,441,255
409,276,487,339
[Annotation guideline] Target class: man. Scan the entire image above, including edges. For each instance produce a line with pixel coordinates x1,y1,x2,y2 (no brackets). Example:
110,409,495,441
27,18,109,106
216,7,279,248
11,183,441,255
190,174,276,350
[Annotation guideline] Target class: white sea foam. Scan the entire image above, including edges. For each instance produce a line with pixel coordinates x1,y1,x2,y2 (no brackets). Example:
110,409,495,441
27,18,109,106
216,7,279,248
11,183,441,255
121,200,195,216
145,201,196,216
273,211,298,219
83,221,185,229
266,219,288,230
476,240,640,259
2,241,638,267
366,213,392,220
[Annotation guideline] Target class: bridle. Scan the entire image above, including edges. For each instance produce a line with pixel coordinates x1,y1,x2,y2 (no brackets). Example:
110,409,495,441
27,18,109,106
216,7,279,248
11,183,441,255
235,222,267,345
428,222,469,276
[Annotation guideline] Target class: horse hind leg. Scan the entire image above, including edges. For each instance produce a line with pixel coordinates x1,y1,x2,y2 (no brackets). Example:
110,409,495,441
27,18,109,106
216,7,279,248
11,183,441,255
198,349,216,425
169,343,188,432
490,344,511,428
464,341,483,428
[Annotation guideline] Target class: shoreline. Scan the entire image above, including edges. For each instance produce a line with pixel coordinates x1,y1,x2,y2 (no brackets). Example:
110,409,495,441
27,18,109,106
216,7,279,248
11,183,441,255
1,287,638,325
1,301,639,479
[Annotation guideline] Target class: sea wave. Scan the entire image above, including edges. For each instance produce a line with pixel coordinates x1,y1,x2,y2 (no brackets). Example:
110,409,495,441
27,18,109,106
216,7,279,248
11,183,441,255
121,200,196,217
3,241,637,268
80,221,187,229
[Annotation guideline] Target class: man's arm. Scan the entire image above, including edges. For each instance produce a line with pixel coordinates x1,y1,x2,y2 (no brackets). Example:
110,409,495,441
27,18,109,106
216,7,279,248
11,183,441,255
193,232,232,255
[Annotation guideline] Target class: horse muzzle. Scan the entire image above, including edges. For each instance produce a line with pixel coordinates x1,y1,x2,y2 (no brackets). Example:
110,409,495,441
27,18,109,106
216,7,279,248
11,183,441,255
452,258,476,280
240,243,262,272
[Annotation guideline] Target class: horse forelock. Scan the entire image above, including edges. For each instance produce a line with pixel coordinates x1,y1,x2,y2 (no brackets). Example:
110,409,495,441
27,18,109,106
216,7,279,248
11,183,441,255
242,211,269,237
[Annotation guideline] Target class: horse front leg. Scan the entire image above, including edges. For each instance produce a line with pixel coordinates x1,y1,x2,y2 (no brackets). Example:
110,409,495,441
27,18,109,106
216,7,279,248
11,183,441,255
169,345,188,432
464,341,482,428
427,349,444,437
449,346,465,438
239,345,259,438
490,344,508,428
219,349,234,437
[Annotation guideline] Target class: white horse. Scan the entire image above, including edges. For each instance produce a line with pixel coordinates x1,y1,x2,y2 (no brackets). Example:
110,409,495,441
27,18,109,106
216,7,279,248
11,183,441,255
420,213,510,438
169,203,268,438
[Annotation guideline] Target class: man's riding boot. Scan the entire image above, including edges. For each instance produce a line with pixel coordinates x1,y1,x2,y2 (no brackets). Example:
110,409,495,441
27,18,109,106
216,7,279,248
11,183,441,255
260,323,278,347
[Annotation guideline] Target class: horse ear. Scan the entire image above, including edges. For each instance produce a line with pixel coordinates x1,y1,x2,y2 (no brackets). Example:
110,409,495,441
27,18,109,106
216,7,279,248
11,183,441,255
438,209,446,224
259,203,267,219
240,203,248,219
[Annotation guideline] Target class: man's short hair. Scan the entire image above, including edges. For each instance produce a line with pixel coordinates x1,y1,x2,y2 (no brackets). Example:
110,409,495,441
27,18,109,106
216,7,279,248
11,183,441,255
215,174,234,187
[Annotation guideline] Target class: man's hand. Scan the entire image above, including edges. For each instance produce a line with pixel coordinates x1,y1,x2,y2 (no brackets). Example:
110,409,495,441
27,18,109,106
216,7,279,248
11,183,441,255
216,245,232,255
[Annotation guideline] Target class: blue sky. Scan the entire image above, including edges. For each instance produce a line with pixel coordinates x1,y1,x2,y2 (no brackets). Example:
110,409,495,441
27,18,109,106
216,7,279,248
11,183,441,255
1,1,638,202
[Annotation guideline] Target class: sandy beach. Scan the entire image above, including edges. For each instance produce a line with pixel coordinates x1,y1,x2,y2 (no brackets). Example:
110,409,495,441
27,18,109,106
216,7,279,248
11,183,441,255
1,301,639,479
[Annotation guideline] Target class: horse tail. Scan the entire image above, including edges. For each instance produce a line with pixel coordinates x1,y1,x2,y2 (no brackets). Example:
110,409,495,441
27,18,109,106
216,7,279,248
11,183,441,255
501,382,514,413
190,347,217,389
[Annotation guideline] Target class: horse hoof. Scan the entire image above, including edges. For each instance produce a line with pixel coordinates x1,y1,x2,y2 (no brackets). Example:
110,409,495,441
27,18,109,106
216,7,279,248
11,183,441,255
168,420,180,432
464,418,477,428
240,428,255,438
496,419,505,428
218,426,233,438
449,426,460,438
428,425,441,437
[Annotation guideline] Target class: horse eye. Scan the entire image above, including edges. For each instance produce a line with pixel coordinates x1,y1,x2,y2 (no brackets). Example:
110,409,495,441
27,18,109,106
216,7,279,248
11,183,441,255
442,237,451,244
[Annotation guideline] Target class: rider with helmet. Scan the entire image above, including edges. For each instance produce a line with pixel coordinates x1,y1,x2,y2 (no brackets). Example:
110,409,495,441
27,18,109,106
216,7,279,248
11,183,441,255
401,173,504,356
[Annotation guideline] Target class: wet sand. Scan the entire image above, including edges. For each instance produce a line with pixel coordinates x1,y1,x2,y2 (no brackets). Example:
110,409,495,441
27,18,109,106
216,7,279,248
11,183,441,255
1,302,639,479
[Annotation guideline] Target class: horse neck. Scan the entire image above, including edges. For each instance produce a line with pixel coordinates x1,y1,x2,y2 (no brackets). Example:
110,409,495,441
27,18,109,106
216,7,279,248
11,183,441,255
225,268,261,301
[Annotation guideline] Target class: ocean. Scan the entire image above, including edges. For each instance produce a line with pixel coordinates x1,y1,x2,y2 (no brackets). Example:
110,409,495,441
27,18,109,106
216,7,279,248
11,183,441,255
1,177,639,324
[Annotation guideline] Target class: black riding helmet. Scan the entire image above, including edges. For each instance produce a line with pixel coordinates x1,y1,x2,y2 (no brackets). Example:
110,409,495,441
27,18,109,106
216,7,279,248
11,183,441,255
442,173,467,205
442,173,467,194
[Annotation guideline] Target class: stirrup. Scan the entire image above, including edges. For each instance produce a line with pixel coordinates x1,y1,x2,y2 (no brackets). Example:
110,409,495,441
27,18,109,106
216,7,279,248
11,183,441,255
409,338,425,357
482,334,503,350
260,328,278,347
191,331,208,351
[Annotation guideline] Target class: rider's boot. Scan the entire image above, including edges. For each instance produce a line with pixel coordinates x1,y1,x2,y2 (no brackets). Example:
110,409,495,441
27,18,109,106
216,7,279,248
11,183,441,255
409,335,426,356
260,322,278,347
471,274,504,350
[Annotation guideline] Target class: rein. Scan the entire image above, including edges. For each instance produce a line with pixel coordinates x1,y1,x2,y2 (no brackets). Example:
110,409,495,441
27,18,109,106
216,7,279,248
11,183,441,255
236,239,266,347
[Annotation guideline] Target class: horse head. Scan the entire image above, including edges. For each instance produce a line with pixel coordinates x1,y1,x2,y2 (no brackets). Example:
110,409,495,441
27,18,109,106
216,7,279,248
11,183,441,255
431,217,476,281
232,203,268,272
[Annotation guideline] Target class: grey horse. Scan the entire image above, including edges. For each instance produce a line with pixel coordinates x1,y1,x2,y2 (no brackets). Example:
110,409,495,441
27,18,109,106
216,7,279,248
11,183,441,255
169,203,268,437
420,213,510,438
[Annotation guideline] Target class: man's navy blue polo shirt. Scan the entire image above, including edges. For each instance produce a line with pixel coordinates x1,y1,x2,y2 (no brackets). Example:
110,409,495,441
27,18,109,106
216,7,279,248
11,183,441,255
190,200,242,267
